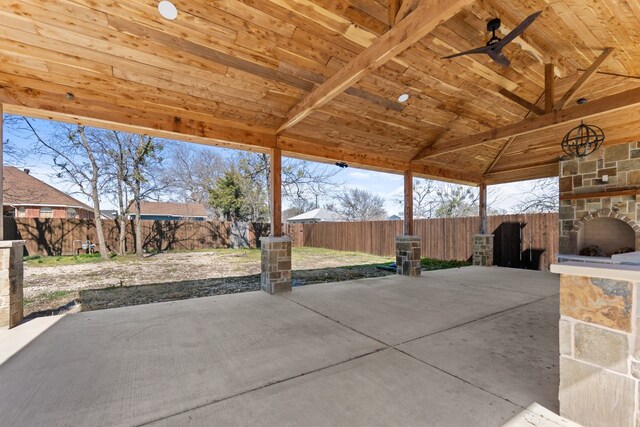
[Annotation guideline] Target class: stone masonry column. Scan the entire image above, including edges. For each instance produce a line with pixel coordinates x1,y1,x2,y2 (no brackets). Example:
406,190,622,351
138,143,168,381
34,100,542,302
551,262,640,427
0,241,25,329
472,234,493,266
260,236,292,294
396,235,421,276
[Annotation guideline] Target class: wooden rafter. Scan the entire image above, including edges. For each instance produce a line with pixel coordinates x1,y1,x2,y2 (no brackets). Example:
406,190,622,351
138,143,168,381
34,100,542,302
484,91,545,174
395,0,421,23
498,88,544,116
389,0,401,25
555,48,615,110
276,0,474,134
414,85,640,159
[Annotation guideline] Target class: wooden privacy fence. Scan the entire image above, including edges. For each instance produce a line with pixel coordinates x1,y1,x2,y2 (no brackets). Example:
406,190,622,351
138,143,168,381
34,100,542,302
298,213,559,271
6,218,277,256
4,214,558,270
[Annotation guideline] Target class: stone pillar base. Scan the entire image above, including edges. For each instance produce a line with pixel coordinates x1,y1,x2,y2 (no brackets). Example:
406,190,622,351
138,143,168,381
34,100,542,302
472,234,493,267
260,236,292,294
0,241,25,329
396,235,421,276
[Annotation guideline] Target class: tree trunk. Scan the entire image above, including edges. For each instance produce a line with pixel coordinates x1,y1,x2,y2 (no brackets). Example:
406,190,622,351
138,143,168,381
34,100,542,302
117,169,127,256
134,192,143,258
91,187,109,260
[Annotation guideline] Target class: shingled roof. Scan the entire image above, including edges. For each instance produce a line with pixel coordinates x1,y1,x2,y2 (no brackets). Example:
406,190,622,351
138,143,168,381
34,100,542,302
3,166,93,211
137,201,208,218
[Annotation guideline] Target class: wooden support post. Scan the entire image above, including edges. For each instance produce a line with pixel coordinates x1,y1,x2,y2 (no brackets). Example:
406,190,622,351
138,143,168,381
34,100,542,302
479,183,487,234
404,170,414,235
545,63,555,113
269,147,282,237
0,104,4,241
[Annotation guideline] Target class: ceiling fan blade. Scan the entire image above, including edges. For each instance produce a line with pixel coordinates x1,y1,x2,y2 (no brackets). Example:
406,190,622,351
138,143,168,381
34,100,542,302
442,45,491,60
487,49,511,67
493,11,542,49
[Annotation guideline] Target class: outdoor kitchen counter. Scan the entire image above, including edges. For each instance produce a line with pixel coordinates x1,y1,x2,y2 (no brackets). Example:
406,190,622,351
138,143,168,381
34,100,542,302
551,261,640,427
551,261,640,281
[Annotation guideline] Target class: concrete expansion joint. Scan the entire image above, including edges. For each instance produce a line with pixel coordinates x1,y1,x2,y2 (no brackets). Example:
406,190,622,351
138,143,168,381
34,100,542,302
279,293,553,413
136,346,388,427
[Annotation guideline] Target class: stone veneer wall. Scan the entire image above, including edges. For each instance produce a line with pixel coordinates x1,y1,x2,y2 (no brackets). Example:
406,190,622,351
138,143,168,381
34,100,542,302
558,273,640,427
559,141,640,254
0,241,25,329
472,234,493,266
260,236,292,294
395,235,421,276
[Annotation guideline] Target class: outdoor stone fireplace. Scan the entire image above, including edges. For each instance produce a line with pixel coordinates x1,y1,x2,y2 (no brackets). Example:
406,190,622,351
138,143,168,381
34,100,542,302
559,141,640,260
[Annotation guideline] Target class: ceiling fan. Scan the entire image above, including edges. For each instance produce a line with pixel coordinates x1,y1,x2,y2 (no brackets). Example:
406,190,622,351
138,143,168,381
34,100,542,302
442,11,542,67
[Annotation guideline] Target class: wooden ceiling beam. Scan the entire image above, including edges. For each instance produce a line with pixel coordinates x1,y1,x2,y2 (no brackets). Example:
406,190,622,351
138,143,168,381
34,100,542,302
498,88,544,116
276,0,474,134
0,83,481,185
555,48,615,111
544,63,555,113
483,162,559,185
414,85,640,160
277,136,481,185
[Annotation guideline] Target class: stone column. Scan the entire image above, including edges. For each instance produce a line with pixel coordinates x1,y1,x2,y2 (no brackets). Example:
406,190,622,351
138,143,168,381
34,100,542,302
472,234,493,266
260,236,291,294
396,235,421,276
0,241,25,329
551,263,640,427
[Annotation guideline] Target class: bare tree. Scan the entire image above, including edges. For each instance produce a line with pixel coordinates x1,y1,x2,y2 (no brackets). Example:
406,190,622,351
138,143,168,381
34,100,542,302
22,120,109,258
334,188,387,221
395,179,437,218
101,130,132,255
123,134,164,258
516,178,559,213
161,144,226,206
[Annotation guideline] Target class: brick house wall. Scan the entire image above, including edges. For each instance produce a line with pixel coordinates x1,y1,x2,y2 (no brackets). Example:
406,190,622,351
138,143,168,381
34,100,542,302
13,206,94,219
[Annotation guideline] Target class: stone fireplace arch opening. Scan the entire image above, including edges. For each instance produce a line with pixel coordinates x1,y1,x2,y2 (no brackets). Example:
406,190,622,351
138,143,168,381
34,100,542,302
571,211,640,257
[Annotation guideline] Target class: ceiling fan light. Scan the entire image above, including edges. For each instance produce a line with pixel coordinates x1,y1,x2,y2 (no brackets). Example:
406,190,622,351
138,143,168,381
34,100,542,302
158,1,178,20
398,93,410,103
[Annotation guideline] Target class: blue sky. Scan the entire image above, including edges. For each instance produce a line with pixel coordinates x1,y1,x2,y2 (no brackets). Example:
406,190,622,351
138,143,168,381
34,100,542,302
3,115,532,215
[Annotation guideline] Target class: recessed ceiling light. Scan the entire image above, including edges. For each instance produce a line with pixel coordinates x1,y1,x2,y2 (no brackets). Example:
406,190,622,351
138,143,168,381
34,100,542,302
398,93,410,103
158,1,178,20
576,97,588,105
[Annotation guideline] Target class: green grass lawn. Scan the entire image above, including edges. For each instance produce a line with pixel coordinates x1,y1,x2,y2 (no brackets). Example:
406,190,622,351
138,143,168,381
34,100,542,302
420,257,471,270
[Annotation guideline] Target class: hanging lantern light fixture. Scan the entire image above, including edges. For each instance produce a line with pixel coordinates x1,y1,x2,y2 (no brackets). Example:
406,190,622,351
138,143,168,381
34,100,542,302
560,121,605,158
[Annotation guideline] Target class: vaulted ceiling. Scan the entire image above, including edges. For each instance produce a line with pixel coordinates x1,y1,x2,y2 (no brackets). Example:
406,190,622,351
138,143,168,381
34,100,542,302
1,0,640,184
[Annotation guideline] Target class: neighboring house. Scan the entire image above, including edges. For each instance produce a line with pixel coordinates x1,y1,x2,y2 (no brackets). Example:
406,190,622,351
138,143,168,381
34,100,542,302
100,210,119,220
287,208,341,224
127,201,208,221
2,166,94,219
387,214,402,221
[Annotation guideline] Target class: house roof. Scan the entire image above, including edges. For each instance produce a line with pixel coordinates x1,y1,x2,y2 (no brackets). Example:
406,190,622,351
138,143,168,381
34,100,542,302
287,208,341,223
136,201,208,218
2,2,640,185
2,166,93,211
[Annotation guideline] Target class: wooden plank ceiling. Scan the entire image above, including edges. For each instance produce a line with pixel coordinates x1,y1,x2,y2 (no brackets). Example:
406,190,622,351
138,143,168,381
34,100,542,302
1,0,639,185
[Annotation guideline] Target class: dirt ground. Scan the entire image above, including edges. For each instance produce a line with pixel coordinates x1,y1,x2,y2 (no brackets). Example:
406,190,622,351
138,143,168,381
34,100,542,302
23,248,393,316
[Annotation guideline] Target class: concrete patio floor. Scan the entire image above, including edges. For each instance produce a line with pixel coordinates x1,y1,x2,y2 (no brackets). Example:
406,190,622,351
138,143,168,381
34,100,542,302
0,267,561,426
